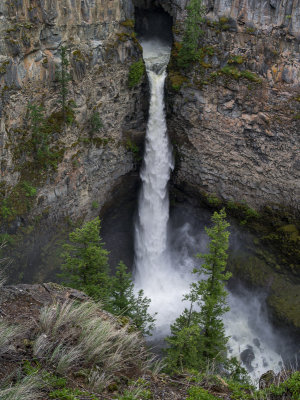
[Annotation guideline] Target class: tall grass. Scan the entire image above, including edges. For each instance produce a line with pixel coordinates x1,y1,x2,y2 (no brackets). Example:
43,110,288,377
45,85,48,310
0,321,21,354
33,300,151,391
0,375,42,400
0,241,10,288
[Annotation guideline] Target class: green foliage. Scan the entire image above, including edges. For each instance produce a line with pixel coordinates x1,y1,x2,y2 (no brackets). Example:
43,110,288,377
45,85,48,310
59,219,155,334
128,59,145,88
228,55,244,65
0,179,39,223
227,380,255,400
119,378,152,400
27,103,51,164
223,357,249,384
206,194,222,207
1,199,13,220
169,72,188,91
60,217,112,305
91,201,99,210
126,139,141,161
187,386,220,400
265,371,300,399
177,0,206,69
49,388,93,400
120,19,135,29
220,65,262,83
165,209,231,371
22,181,37,197
111,261,155,335
89,111,103,134
25,102,68,171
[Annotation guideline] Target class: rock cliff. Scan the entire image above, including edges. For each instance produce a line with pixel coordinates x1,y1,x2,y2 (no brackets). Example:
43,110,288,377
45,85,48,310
0,0,146,280
0,0,299,287
166,0,300,213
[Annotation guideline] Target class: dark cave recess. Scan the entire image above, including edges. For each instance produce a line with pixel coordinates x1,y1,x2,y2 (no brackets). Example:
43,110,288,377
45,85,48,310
134,1,173,44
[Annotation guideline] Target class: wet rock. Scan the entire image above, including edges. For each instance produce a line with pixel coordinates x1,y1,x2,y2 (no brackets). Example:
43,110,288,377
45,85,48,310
259,370,276,389
240,347,255,371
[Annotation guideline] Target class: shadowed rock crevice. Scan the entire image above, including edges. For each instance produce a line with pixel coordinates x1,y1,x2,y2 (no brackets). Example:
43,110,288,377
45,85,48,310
134,3,173,44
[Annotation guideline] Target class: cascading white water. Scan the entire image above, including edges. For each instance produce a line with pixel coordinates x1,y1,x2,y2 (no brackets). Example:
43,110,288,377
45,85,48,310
134,40,174,288
134,39,286,383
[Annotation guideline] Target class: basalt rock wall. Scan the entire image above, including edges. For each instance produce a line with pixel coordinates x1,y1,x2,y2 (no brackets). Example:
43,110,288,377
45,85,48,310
0,0,146,281
166,0,300,213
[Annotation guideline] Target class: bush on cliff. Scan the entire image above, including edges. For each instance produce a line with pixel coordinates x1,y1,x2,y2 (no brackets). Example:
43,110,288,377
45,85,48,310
128,58,145,88
177,0,206,69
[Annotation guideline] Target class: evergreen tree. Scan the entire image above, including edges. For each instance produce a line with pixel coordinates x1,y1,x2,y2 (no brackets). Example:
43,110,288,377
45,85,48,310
27,103,49,163
60,219,156,335
178,0,206,68
165,209,231,371
60,217,112,305
111,261,156,335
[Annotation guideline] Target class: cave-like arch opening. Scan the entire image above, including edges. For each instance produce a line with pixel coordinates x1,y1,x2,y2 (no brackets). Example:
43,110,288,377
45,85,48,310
133,0,173,45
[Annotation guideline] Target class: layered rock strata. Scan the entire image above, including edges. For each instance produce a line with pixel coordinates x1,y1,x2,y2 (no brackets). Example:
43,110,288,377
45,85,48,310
0,0,146,280
166,0,300,212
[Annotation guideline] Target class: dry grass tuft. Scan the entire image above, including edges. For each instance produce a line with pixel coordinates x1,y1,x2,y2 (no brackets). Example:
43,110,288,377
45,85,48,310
33,299,151,391
0,375,42,400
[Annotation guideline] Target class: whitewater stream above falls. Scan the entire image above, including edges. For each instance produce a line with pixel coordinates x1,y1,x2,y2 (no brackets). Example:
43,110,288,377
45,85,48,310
133,39,285,382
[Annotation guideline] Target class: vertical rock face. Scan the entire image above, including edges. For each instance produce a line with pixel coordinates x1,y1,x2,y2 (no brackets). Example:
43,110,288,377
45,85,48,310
0,0,146,222
0,0,147,280
166,0,300,212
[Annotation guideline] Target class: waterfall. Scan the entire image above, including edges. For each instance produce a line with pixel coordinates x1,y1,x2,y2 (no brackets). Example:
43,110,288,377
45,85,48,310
134,40,173,289
133,39,285,383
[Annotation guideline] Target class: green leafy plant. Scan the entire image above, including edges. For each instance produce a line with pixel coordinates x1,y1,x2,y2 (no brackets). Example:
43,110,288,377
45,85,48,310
59,217,112,305
59,218,155,334
91,201,99,210
22,181,37,197
89,111,103,135
111,261,156,335
128,59,145,88
187,386,220,400
56,46,72,123
177,0,206,69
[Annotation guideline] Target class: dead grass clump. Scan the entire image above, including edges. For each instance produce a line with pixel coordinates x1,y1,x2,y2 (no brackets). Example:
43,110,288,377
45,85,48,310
33,300,150,391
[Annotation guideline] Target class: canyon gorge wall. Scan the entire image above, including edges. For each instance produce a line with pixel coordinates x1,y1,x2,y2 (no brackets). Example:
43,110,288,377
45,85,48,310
164,0,300,212
0,0,299,292
0,0,146,280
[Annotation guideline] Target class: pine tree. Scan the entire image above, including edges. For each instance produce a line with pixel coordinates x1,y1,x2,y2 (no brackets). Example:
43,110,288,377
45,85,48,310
27,103,49,163
178,0,206,68
60,220,156,334
60,217,112,305
192,208,231,361
110,261,156,335
165,209,231,371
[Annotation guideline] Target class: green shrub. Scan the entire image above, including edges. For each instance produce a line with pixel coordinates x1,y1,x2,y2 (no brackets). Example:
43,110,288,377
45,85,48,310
206,194,222,207
49,388,92,400
120,19,135,29
128,59,145,88
22,181,37,197
89,111,103,134
187,386,220,400
228,55,244,65
240,70,262,83
177,0,206,69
